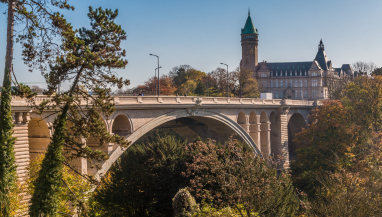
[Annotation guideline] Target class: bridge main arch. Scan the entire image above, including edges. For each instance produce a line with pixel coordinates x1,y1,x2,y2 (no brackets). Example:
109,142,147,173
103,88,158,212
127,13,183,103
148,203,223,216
95,109,261,180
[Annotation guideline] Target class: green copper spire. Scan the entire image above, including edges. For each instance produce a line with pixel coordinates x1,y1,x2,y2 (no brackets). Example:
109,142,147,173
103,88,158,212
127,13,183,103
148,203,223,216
241,9,258,34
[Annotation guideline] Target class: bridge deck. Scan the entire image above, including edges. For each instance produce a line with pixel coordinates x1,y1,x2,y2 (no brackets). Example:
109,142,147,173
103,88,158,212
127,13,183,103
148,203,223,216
10,95,320,110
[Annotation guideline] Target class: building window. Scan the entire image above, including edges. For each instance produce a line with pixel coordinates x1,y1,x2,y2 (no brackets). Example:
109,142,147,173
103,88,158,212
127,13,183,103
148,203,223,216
276,80,278,88
295,80,298,87
271,80,273,88
290,80,293,87
262,81,267,88
304,80,307,87
280,91,283,99
300,90,303,99
280,80,283,88
304,90,308,98
276,91,279,99
312,79,317,87
261,73,267,77
295,91,298,98
312,90,317,98
300,79,302,87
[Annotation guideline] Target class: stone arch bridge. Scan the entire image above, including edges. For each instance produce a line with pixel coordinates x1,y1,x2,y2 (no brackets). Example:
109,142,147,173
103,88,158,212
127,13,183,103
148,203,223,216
10,96,319,182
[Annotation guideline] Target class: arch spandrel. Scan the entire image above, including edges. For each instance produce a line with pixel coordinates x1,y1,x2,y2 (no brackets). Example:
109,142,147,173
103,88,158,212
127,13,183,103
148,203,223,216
94,109,261,180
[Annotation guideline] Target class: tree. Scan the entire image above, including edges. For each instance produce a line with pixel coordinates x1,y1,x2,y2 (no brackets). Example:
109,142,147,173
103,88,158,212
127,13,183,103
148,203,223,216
159,75,177,95
310,168,382,217
169,65,193,87
92,130,188,217
209,67,228,97
136,75,176,95
291,76,382,197
0,1,73,215
371,67,382,76
352,61,377,76
184,139,301,216
194,80,207,96
26,155,92,216
232,67,260,98
290,101,357,197
29,7,129,216
30,85,43,94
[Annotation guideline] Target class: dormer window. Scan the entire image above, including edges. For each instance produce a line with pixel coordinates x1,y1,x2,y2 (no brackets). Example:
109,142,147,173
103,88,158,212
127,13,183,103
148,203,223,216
261,73,267,78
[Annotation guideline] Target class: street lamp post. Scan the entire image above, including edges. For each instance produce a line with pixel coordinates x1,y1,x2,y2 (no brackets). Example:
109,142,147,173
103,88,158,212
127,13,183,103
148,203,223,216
155,66,162,95
207,73,209,97
220,63,229,97
150,54,160,96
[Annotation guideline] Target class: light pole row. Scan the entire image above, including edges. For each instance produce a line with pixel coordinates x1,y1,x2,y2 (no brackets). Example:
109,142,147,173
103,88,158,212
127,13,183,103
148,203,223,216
150,54,230,98
220,63,229,98
150,54,160,96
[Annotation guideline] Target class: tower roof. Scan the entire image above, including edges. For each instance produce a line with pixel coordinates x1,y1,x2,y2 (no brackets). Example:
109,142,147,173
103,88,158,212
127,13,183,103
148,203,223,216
241,9,258,34
314,39,330,70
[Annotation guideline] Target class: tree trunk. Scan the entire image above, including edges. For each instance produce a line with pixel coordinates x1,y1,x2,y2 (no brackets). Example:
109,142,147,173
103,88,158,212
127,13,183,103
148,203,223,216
0,1,17,216
5,0,15,73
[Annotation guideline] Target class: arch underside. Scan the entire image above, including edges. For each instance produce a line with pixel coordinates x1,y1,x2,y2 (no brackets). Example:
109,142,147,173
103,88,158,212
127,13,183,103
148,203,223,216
95,109,260,180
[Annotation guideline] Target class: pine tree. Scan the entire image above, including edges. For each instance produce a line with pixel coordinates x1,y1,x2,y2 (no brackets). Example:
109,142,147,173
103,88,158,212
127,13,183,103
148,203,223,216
29,7,129,216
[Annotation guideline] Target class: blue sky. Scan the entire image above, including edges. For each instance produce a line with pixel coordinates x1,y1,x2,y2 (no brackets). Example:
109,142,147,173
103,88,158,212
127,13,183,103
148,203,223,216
0,0,381,90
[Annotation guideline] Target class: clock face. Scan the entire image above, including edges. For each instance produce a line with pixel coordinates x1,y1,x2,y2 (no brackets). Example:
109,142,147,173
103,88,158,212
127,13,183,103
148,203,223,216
250,48,255,54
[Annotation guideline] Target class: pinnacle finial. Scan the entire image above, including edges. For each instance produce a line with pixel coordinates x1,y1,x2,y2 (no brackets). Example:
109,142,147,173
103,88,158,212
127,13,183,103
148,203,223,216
248,8,250,16
319,38,324,50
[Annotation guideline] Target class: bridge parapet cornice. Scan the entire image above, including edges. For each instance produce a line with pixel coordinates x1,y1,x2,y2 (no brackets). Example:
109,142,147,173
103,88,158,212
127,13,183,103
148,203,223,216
9,95,319,109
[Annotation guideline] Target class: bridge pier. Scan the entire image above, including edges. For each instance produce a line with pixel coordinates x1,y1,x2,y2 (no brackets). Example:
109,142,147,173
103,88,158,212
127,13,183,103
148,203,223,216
277,107,290,168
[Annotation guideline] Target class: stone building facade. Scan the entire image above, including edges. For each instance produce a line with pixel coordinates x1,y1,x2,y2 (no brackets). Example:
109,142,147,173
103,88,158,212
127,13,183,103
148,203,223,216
240,11,354,100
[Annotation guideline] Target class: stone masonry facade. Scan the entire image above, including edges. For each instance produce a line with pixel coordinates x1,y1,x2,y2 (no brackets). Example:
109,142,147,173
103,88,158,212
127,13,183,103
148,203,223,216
240,11,355,100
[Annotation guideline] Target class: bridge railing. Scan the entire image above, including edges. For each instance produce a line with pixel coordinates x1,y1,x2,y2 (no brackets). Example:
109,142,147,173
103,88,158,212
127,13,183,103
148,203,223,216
9,95,319,107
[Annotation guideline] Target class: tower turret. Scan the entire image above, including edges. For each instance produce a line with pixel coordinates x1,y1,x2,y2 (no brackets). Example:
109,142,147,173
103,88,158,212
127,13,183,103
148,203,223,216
240,9,259,71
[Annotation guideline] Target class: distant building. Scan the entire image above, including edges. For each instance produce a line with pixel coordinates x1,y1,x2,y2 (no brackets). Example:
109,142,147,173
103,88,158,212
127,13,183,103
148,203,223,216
240,11,354,100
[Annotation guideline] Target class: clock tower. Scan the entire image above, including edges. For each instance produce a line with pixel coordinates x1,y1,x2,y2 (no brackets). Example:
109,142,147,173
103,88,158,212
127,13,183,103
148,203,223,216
240,10,259,71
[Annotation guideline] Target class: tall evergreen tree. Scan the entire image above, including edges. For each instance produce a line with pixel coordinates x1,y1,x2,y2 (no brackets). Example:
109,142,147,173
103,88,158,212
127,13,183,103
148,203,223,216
0,3,17,215
0,1,73,215
29,7,129,216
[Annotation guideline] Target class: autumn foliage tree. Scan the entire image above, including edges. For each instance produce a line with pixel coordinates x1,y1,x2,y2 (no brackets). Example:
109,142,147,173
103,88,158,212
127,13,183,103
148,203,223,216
136,64,260,97
184,139,301,216
292,75,382,198
290,101,358,196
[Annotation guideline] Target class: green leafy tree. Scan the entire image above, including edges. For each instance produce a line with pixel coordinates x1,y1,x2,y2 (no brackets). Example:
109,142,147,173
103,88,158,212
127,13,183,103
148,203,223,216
194,80,207,96
29,7,129,216
92,130,188,217
371,67,382,76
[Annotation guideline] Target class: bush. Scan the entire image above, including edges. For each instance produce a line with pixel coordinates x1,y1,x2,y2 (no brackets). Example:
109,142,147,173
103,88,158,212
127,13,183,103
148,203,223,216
172,188,199,217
